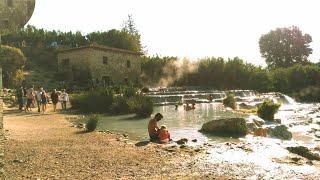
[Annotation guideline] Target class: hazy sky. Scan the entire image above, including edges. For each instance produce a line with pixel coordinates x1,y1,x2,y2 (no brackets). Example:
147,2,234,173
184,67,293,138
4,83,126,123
28,0,320,66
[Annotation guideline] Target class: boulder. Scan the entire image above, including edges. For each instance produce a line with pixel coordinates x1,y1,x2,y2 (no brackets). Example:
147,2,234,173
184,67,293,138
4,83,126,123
246,115,265,132
253,128,267,137
267,125,292,140
248,115,265,126
176,138,188,145
200,118,248,136
287,146,320,161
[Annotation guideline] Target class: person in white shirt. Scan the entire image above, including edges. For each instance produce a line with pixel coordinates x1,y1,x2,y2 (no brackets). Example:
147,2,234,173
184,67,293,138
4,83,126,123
60,89,69,111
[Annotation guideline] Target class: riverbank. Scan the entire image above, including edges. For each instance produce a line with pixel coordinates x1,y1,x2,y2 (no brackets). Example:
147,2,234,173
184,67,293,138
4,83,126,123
3,105,320,179
3,107,227,179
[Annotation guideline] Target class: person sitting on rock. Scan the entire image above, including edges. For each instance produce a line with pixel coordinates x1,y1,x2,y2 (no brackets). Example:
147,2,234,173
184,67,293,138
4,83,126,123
148,113,163,142
158,125,171,143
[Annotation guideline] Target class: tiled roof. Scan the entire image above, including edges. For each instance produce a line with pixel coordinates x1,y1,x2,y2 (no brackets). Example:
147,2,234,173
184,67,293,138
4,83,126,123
59,44,143,56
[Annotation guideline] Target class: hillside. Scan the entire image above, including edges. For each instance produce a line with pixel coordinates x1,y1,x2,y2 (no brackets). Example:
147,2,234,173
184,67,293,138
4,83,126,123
24,61,59,90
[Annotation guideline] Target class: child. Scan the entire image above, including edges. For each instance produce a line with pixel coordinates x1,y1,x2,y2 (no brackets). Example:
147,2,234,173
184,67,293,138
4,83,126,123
158,125,171,143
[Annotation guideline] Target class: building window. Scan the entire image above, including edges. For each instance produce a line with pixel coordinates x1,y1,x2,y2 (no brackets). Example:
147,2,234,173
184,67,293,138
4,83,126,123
103,57,108,65
6,0,13,7
127,60,131,68
62,59,70,67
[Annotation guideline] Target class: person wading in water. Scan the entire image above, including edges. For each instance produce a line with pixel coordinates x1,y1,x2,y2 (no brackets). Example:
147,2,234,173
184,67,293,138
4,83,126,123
148,113,163,142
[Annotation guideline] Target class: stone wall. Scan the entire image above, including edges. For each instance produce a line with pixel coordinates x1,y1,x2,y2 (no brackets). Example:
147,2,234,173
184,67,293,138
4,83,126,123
58,47,142,84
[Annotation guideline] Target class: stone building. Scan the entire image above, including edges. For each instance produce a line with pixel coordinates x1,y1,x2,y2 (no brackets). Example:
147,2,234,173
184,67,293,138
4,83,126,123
57,44,143,85
0,0,35,32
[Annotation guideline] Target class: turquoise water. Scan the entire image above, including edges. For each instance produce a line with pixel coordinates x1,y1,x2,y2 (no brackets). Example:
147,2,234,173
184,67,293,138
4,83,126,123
98,103,246,143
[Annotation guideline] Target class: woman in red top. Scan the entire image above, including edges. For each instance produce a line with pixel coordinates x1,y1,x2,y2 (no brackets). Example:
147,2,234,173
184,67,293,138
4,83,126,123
158,125,171,143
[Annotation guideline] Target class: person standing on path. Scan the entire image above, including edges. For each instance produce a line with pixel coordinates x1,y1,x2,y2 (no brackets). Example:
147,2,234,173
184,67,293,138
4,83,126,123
35,87,42,113
41,88,48,114
60,89,69,111
50,89,59,112
25,87,35,112
16,87,24,111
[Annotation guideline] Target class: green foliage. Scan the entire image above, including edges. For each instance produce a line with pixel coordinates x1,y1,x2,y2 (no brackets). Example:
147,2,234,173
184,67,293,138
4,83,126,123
71,86,153,116
141,56,178,86
71,89,114,113
294,86,320,103
223,93,236,110
110,96,130,115
85,115,100,132
0,45,26,87
257,100,281,121
259,26,312,68
128,96,154,118
122,85,137,98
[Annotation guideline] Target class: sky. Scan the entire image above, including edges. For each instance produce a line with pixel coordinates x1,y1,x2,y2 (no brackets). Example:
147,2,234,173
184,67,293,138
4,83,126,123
27,0,320,66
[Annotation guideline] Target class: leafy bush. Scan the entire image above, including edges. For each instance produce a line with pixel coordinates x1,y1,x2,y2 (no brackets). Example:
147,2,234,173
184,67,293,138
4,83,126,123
71,89,114,113
71,86,154,116
223,93,236,110
85,115,99,132
129,96,153,117
294,86,320,102
122,86,137,98
110,96,130,114
257,100,281,121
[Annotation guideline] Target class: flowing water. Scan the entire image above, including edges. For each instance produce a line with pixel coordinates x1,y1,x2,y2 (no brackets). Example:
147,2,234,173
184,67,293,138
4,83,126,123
95,89,320,178
98,103,246,143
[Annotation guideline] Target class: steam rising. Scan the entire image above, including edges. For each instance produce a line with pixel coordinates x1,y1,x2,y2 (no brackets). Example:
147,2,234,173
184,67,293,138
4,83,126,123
158,58,198,87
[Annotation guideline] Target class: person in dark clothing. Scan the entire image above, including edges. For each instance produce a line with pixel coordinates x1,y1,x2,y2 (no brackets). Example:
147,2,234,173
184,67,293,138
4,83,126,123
51,89,59,112
16,87,24,111
41,90,48,113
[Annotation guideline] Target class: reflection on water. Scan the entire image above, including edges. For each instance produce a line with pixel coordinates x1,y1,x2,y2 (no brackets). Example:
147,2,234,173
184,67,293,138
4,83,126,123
99,103,246,142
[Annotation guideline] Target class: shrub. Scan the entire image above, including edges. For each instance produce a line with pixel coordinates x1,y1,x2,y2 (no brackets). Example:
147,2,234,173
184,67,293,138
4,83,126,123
70,89,114,113
294,86,320,103
85,115,99,132
122,86,137,98
110,96,130,114
257,100,281,121
129,96,153,118
223,93,236,110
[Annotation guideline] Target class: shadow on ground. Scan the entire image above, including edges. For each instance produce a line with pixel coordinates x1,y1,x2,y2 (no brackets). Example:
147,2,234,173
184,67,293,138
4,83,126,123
135,140,150,147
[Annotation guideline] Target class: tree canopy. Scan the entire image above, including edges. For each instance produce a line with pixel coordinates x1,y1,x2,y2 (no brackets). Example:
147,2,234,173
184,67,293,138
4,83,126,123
2,23,142,53
259,26,312,69
0,45,26,87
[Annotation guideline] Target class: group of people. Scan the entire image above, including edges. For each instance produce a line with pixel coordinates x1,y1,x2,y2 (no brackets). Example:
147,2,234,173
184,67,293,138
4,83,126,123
148,113,171,143
16,86,69,113
175,102,196,111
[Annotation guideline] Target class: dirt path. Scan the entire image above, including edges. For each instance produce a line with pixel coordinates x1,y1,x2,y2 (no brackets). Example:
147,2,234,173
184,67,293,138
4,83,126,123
3,107,225,179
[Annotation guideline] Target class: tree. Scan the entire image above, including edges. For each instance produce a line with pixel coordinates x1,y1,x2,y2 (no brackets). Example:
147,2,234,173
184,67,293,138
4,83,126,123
122,15,139,35
0,45,26,87
86,29,142,52
259,26,312,69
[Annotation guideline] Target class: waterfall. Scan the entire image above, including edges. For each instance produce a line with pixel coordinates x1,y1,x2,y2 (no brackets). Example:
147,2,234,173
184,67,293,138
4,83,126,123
283,94,296,105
